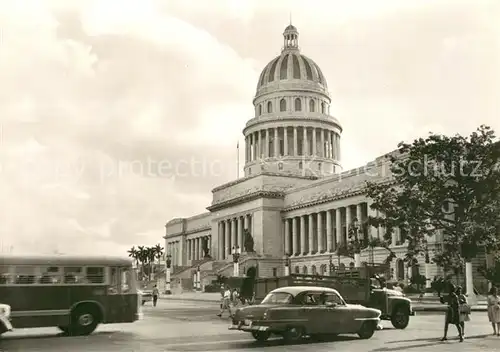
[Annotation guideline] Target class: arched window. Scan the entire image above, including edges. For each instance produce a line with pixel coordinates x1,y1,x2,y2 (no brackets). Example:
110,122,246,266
267,101,273,113
278,162,283,170
258,104,262,116
298,161,303,169
302,266,308,274
295,266,300,274
349,262,355,269
294,98,302,111
339,263,345,270
311,265,317,275
320,264,327,275
280,98,286,112
309,99,315,112
321,102,326,114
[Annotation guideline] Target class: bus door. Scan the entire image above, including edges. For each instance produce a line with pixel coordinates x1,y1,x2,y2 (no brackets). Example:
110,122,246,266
106,267,138,323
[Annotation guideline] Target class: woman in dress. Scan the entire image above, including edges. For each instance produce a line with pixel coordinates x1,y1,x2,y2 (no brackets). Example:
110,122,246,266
487,286,500,335
440,283,463,342
456,286,470,336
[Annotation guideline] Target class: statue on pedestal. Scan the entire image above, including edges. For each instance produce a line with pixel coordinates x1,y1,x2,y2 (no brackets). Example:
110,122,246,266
202,236,211,258
243,229,254,253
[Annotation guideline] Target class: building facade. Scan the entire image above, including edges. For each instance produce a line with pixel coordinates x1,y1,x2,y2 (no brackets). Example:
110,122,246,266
164,25,488,291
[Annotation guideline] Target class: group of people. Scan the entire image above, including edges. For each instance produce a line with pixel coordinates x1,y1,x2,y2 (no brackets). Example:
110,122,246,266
440,284,500,341
217,284,245,318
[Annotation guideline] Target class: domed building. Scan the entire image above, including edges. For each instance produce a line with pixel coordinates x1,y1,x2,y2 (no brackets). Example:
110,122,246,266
163,25,488,292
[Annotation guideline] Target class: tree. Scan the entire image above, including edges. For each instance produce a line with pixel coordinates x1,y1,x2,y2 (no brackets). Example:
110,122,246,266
153,244,164,280
127,246,139,268
366,125,500,289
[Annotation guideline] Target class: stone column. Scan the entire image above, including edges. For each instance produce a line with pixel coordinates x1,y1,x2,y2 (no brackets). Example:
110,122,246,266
293,127,298,156
300,215,306,255
265,129,269,158
292,217,298,256
317,211,323,252
312,128,317,156
284,219,291,255
274,127,279,157
346,206,352,244
320,129,325,157
245,136,249,163
303,127,308,156
284,127,289,156
208,236,212,257
255,132,259,160
336,133,341,161
336,208,343,245
367,201,378,240
243,214,249,231
326,210,332,252
224,220,230,258
231,218,237,252
191,238,195,261
308,214,314,254
193,238,198,261
238,216,243,249
330,131,334,159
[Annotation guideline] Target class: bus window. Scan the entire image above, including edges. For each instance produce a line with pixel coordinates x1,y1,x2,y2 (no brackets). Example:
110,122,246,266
86,267,105,284
0,266,13,285
39,266,62,284
14,266,36,285
109,267,120,294
121,268,136,293
63,267,85,284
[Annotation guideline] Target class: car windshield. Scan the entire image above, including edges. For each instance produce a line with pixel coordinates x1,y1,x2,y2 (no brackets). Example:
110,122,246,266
261,292,293,304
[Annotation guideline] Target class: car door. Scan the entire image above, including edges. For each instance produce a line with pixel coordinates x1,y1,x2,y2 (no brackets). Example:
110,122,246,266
297,292,325,334
322,292,352,334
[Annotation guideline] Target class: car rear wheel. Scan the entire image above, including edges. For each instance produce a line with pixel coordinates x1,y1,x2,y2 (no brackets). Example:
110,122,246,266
282,326,304,343
251,331,270,342
391,306,410,329
358,321,376,339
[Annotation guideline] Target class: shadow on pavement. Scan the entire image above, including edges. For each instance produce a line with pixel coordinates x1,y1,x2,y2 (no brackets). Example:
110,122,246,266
1,330,128,342
371,334,491,351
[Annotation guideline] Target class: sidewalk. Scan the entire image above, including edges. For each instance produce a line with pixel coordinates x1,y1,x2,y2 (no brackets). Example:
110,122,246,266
160,292,487,311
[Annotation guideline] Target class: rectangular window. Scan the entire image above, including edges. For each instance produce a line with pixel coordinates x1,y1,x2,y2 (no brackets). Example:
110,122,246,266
14,266,36,285
39,266,62,284
0,265,13,285
86,267,105,284
63,267,85,284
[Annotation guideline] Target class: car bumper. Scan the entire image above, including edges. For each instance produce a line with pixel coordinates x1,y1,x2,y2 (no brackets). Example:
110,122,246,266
228,324,270,332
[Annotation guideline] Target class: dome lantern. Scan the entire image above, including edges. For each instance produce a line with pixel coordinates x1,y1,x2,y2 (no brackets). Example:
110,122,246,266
283,24,299,51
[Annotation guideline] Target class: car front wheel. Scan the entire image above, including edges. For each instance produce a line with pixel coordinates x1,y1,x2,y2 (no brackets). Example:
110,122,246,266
391,306,410,329
358,321,376,339
251,331,270,342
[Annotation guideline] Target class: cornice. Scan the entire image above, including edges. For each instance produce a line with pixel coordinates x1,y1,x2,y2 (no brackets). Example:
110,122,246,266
164,225,211,239
211,172,316,193
207,190,285,212
283,179,395,212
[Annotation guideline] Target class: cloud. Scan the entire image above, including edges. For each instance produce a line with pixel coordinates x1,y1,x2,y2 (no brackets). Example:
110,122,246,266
0,0,498,255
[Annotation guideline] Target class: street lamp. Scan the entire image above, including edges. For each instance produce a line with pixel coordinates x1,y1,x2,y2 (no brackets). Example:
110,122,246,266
351,218,362,268
232,246,241,276
196,265,201,291
284,253,291,276
329,255,335,276
165,254,172,295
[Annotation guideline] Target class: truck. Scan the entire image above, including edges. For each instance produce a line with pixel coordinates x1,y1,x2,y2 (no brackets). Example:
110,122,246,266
230,265,414,330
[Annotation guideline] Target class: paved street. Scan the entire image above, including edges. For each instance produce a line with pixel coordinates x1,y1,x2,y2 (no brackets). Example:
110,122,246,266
1,301,498,352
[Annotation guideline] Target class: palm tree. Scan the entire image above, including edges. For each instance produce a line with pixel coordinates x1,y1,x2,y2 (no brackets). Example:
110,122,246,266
146,247,156,281
137,246,146,281
127,246,138,269
153,244,164,280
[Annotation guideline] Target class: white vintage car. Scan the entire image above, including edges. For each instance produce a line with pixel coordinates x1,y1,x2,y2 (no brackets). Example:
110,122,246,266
0,303,13,335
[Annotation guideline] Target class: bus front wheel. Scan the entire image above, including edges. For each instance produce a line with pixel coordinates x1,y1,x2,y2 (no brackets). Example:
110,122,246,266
69,305,101,336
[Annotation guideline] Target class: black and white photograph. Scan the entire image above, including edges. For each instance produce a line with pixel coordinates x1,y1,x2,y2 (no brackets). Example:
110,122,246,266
0,0,499,351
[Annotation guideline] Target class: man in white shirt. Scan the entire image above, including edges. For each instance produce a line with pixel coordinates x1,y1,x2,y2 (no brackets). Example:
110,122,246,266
217,285,231,317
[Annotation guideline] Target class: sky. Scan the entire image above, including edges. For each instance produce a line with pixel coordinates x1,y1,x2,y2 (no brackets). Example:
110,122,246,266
0,0,498,255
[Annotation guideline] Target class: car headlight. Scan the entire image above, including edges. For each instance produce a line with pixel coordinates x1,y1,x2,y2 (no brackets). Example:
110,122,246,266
263,310,270,319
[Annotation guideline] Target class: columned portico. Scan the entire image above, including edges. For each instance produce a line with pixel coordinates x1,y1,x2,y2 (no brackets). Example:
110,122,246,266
216,214,254,261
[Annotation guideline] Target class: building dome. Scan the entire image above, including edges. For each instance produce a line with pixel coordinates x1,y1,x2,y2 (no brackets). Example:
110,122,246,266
243,24,342,179
255,24,329,99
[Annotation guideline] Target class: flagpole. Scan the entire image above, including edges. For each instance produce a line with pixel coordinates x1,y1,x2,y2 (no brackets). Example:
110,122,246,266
236,141,240,178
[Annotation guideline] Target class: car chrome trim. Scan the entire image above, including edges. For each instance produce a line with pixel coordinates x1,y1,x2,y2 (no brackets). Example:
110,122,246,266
354,317,381,321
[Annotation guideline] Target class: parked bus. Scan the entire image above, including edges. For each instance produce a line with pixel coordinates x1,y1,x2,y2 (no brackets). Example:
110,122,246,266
0,254,140,336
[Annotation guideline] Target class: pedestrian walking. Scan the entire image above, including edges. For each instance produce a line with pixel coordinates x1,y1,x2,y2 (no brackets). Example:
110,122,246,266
152,285,159,307
440,283,463,342
229,288,240,317
456,286,470,336
217,285,231,318
487,286,500,335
